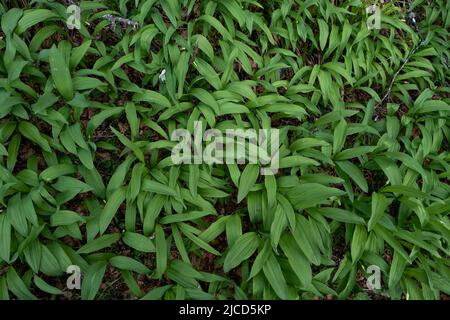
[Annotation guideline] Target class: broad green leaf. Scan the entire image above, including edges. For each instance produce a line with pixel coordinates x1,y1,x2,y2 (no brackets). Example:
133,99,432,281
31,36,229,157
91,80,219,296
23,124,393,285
81,261,107,300
6,267,37,300
224,232,260,272
33,275,64,295
99,187,126,234
351,225,367,262
237,164,259,203
155,224,168,279
110,256,150,274
263,252,288,300
123,232,155,253
279,234,312,286
0,214,11,262
77,233,121,254
308,207,365,225
49,45,73,100
368,192,388,231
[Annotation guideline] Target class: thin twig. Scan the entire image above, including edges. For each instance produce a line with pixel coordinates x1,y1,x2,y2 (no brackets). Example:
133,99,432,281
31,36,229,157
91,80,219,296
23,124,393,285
374,1,426,120
63,0,139,31
102,14,139,31
376,41,424,106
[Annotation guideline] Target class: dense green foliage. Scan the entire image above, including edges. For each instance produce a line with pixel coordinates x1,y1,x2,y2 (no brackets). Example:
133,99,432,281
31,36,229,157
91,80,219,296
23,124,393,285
0,0,449,300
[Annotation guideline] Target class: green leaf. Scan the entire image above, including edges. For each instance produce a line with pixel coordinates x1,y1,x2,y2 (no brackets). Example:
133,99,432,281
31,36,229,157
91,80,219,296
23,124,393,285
237,164,259,203
135,90,172,109
142,179,177,197
49,45,74,100
263,252,288,300
368,192,388,231
0,214,11,262
384,152,428,179
351,225,367,262
279,155,319,168
121,270,144,298
141,285,172,300
336,160,368,193
110,256,150,274
334,146,376,161
190,88,220,114
51,210,85,226
40,163,77,182
6,267,37,300
224,232,260,272
143,194,166,235
81,261,107,300
389,250,408,289
6,193,28,237
279,234,312,286
99,187,126,235
111,126,144,162
374,225,412,263
125,102,139,138
18,121,51,152
333,119,347,154
160,211,212,224
270,205,287,252
308,207,365,225
179,225,221,256
70,40,92,69
318,19,329,51
123,232,155,253
199,15,233,42
34,275,63,295
249,239,271,279
380,185,430,199
287,183,345,210
155,224,168,279
16,9,58,34
77,233,121,254
1,8,23,35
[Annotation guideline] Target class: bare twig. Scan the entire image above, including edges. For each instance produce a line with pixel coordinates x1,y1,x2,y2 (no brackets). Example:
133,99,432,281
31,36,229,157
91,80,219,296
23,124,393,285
102,14,139,32
373,1,426,120
62,0,139,31
376,42,424,106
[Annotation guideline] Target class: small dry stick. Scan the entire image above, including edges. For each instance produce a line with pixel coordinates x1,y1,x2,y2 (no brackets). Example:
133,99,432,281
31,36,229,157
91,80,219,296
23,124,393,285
376,42,424,106
102,14,139,31
62,1,139,31
373,1,425,120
